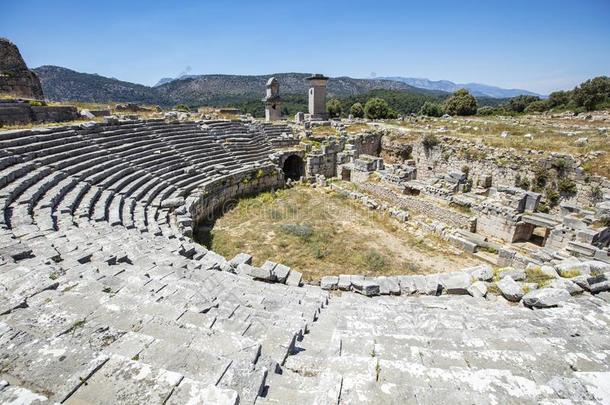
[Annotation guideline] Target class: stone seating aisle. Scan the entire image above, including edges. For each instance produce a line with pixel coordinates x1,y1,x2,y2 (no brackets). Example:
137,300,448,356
260,292,610,404
0,120,329,404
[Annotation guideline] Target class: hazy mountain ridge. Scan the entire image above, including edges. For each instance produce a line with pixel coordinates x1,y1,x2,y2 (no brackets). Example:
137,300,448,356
34,66,448,106
380,76,543,98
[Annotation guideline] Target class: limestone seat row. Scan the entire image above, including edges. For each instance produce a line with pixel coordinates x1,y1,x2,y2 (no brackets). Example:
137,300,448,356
0,119,320,404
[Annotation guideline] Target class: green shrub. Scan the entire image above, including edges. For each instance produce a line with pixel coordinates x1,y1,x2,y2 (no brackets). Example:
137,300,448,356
350,102,364,118
532,166,549,190
557,178,577,195
551,157,568,173
443,89,477,116
422,134,439,150
477,106,496,115
364,97,390,119
326,98,342,118
545,187,560,207
461,165,470,177
419,101,443,117
515,174,530,190
590,186,603,203
175,104,190,112
363,249,386,272
28,100,46,106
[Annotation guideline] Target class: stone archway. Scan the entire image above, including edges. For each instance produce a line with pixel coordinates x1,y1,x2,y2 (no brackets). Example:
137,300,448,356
283,155,304,181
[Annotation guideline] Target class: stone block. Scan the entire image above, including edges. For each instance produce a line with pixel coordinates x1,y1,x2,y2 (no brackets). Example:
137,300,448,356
440,272,471,295
286,269,302,287
272,263,291,283
548,278,583,295
351,279,380,297
338,274,351,290
522,288,570,308
467,281,488,298
497,276,524,302
321,276,339,290
498,267,526,281
466,265,493,281
230,253,253,267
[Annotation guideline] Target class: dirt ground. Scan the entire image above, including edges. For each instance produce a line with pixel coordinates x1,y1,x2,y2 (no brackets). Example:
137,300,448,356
199,185,486,281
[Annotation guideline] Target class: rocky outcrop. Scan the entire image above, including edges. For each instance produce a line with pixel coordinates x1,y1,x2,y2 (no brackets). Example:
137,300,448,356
0,38,44,99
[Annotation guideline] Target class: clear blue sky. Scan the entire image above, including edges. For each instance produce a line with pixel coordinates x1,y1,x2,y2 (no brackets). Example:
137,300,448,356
2,0,609,94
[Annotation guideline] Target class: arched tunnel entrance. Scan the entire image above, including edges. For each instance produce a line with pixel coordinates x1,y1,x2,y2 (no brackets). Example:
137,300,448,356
283,155,304,181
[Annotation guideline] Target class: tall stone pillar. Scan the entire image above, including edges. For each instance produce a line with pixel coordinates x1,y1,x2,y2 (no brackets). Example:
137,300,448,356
264,77,282,122
306,74,329,120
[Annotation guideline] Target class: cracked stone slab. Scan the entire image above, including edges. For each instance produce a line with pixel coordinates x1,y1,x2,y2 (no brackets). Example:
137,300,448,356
64,355,183,405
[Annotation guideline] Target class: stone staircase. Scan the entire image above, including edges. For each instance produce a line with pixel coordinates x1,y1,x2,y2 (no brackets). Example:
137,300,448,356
260,292,610,404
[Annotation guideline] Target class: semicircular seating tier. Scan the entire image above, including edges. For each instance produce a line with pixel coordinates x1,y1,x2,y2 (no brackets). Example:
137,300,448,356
1,119,610,404
0,119,328,404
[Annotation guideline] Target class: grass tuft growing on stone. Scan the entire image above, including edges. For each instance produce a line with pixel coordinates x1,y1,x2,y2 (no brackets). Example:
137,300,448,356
525,266,554,287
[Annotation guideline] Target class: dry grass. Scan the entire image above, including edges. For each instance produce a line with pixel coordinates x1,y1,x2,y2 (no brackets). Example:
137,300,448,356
311,125,339,137
387,113,610,178
199,185,485,281
346,123,371,134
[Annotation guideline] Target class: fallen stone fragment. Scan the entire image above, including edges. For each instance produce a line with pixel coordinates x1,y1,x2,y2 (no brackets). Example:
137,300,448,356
321,276,338,290
555,261,590,277
497,276,524,302
587,273,610,293
522,288,570,308
467,265,493,282
467,281,488,298
539,265,560,279
498,267,526,281
548,278,584,295
582,260,610,275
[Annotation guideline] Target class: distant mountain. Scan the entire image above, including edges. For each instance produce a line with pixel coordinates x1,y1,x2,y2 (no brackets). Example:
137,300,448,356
34,65,163,104
380,77,543,98
34,66,448,106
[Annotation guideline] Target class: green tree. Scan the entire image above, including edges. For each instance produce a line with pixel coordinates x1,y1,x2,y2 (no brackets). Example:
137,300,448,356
572,76,610,111
364,97,390,119
326,98,342,118
419,101,443,117
443,89,478,116
349,102,365,118
547,90,570,108
524,100,550,113
504,95,540,113
477,106,496,115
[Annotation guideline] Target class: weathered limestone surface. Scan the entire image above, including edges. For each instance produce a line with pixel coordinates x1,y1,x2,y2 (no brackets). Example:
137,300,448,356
262,293,610,404
1,118,610,404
